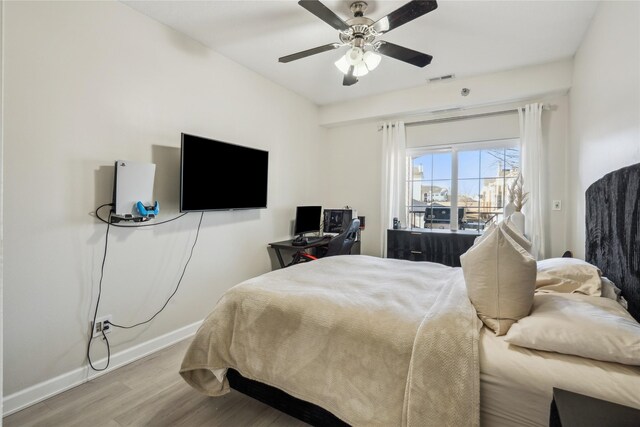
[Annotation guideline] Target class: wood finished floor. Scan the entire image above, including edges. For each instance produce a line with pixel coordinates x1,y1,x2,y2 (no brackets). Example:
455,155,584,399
4,338,308,427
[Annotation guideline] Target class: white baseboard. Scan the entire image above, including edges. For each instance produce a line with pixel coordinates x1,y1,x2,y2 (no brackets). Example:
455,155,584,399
2,319,203,417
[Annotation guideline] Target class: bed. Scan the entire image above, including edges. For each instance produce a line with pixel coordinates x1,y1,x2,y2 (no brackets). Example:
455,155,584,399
180,163,640,426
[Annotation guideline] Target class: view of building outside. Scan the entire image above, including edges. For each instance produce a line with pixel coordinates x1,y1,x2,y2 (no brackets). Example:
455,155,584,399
408,146,520,231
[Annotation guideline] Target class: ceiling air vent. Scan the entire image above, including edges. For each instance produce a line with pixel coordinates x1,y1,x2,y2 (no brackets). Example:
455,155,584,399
428,74,456,83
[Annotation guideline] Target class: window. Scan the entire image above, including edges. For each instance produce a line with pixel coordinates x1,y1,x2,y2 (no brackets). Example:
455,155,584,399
407,139,520,232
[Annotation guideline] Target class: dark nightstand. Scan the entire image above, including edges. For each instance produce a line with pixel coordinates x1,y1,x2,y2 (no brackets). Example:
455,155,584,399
550,388,640,427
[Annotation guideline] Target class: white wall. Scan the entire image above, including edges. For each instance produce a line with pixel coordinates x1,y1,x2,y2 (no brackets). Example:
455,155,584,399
323,64,571,258
1,0,4,421
320,59,573,127
321,121,381,256
568,1,640,258
405,112,520,148
3,0,323,405
542,95,571,258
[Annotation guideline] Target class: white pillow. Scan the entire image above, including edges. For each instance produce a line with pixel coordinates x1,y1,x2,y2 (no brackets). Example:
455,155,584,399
474,221,532,254
461,224,537,336
601,276,628,309
504,293,640,365
500,220,532,254
535,257,602,296
473,221,496,246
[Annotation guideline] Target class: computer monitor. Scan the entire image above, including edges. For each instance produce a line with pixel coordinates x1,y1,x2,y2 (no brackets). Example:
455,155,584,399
294,206,322,238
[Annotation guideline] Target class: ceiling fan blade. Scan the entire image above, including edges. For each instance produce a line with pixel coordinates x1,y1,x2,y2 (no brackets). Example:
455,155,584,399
279,43,341,63
376,41,433,67
298,0,350,31
343,66,358,86
372,0,438,35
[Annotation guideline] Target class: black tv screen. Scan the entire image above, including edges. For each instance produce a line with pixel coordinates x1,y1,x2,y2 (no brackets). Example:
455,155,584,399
180,133,269,211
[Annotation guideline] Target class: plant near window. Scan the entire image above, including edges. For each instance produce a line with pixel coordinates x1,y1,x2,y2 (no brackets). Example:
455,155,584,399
507,174,528,234
508,173,529,212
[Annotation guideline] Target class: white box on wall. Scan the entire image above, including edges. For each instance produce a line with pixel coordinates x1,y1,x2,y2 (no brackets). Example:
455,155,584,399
113,160,156,219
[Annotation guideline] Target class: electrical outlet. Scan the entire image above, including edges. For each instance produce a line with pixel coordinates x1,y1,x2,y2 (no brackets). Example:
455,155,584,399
91,315,113,338
552,200,562,211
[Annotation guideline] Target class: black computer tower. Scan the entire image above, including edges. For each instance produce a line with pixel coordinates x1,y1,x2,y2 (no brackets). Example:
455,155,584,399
323,209,355,234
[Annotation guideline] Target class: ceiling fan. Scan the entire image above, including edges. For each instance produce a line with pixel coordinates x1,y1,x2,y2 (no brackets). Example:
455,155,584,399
279,0,438,86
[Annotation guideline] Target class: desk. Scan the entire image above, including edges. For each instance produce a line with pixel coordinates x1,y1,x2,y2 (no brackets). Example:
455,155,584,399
268,238,331,268
268,237,362,268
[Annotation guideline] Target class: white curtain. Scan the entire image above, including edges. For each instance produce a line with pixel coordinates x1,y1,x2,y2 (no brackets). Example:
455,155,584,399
380,121,407,257
519,103,547,259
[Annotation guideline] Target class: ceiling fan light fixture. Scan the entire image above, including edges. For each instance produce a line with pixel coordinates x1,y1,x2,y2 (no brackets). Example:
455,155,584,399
363,51,381,71
346,46,364,65
334,55,351,74
336,47,380,76
353,62,369,77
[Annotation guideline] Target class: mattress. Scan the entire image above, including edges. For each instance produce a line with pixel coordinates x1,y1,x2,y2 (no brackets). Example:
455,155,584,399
479,326,640,426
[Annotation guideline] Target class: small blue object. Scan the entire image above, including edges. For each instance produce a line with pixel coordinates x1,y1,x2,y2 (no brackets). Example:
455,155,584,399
136,201,159,218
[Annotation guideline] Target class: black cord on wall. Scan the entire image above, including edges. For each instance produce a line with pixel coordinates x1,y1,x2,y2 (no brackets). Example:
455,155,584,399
86,210,113,371
86,205,203,371
109,211,204,329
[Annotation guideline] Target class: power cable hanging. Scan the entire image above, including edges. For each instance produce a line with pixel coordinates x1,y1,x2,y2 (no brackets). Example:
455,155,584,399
87,205,202,371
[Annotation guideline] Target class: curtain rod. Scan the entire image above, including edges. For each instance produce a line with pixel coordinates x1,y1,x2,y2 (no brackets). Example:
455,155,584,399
378,103,552,130
405,108,517,127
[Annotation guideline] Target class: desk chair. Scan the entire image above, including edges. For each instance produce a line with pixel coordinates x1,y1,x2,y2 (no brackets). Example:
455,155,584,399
292,218,360,264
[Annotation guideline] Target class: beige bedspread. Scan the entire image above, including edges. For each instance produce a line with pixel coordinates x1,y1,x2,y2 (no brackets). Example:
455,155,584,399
180,255,480,426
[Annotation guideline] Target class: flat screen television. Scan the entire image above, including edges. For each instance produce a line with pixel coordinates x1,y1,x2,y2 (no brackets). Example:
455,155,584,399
180,133,269,212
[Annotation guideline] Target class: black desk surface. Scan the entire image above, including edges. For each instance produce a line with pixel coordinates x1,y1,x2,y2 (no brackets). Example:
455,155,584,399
268,237,331,250
550,388,640,427
268,237,333,269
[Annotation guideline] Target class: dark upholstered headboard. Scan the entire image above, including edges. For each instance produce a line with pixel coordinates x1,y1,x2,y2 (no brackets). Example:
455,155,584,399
585,163,640,322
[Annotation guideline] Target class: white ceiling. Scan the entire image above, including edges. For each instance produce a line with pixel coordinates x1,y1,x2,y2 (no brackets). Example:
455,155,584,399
123,0,598,106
